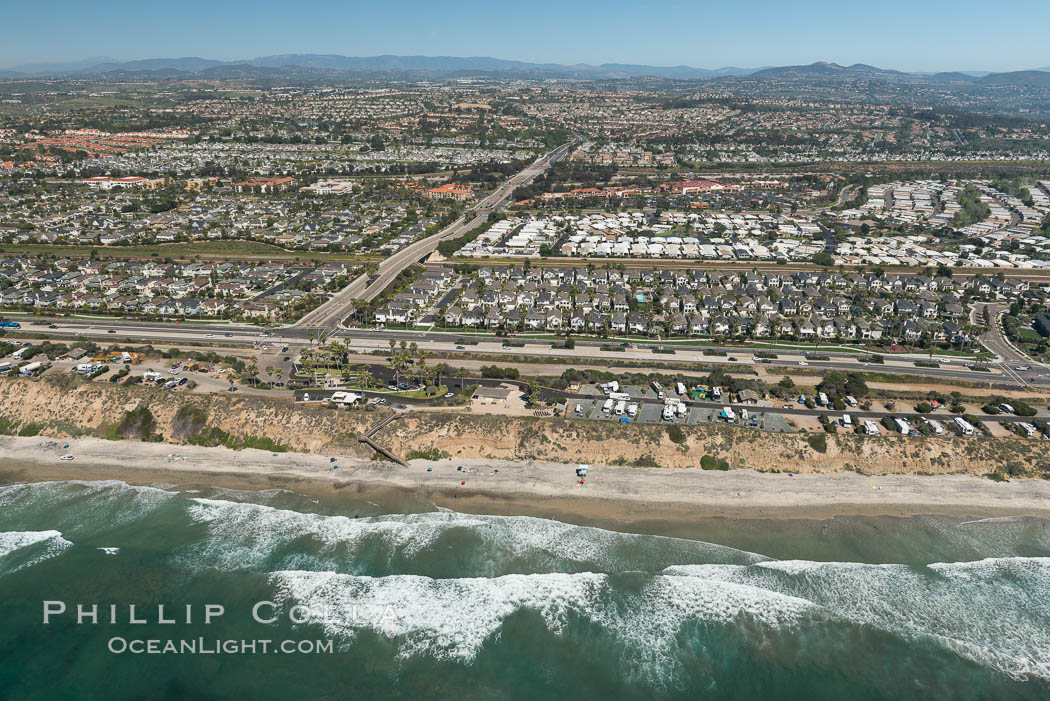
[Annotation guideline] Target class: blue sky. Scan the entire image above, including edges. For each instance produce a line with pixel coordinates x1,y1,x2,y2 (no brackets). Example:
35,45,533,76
4,0,1049,72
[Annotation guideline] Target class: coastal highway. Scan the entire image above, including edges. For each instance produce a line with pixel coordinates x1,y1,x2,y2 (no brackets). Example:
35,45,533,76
295,140,576,329
7,316,1048,387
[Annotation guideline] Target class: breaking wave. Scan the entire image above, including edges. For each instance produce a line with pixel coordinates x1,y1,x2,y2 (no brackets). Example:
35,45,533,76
184,498,766,576
0,530,72,575
665,557,1050,681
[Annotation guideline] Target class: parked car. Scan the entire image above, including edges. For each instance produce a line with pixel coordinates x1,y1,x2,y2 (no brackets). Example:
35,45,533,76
60,454,75,461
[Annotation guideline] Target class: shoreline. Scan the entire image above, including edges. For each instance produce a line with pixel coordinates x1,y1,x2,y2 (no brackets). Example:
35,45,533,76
2,436,1050,523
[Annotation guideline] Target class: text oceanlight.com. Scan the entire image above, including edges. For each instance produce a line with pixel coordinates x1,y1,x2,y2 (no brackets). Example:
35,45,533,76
107,638,333,655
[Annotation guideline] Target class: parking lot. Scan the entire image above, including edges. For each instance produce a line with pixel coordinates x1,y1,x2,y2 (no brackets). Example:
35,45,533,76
566,383,787,432
567,384,789,432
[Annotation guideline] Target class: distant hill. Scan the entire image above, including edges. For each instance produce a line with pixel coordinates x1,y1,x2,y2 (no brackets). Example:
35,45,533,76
977,70,1050,87
8,56,117,74
87,57,225,73
2,54,757,80
1,55,1049,84
745,62,910,81
925,72,980,83
735,62,1050,90
597,63,754,79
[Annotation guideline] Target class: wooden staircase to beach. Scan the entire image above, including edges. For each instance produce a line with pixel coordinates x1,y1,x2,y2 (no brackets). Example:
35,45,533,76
358,413,408,466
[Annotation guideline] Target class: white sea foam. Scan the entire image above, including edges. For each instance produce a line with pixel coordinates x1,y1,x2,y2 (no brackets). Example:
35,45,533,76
955,516,1026,527
268,568,813,670
270,570,607,661
185,499,483,571
185,498,764,574
0,530,73,574
0,480,176,515
664,557,1050,681
927,555,1050,579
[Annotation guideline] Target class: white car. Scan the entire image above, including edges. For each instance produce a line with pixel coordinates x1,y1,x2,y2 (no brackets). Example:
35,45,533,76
60,454,75,461
206,333,215,338
168,369,180,375
798,361,809,366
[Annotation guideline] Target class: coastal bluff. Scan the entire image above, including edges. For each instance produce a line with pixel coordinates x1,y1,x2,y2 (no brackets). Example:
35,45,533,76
0,375,1046,477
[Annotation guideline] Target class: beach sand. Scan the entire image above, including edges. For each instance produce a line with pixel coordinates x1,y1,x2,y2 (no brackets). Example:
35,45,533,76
2,435,1049,523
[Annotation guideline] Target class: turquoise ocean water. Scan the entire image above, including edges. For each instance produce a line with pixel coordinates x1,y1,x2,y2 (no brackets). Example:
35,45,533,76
1,478,1049,700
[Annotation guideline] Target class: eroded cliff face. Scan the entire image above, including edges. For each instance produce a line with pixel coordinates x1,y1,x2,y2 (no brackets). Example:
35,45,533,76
0,377,376,457
376,413,1040,475
0,376,1044,476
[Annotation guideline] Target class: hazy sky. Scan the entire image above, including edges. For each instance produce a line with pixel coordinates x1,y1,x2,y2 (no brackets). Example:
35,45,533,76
4,0,1049,72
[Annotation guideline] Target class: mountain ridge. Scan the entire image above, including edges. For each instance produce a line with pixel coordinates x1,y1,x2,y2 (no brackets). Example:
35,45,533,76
2,55,1048,83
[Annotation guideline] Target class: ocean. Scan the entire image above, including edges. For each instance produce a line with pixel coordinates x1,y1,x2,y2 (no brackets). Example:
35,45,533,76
1,479,1048,700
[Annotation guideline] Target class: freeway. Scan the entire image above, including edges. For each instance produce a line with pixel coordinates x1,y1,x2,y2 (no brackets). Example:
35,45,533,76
294,271,370,329
294,140,576,330
9,315,1049,387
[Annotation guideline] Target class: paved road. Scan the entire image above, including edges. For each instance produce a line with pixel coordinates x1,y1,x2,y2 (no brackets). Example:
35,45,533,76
973,302,1044,386
293,140,576,331
355,141,575,303
8,315,1049,387
294,271,369,329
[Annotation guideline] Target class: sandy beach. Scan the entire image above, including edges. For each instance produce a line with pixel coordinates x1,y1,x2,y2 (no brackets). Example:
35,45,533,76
2,435,1049,522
